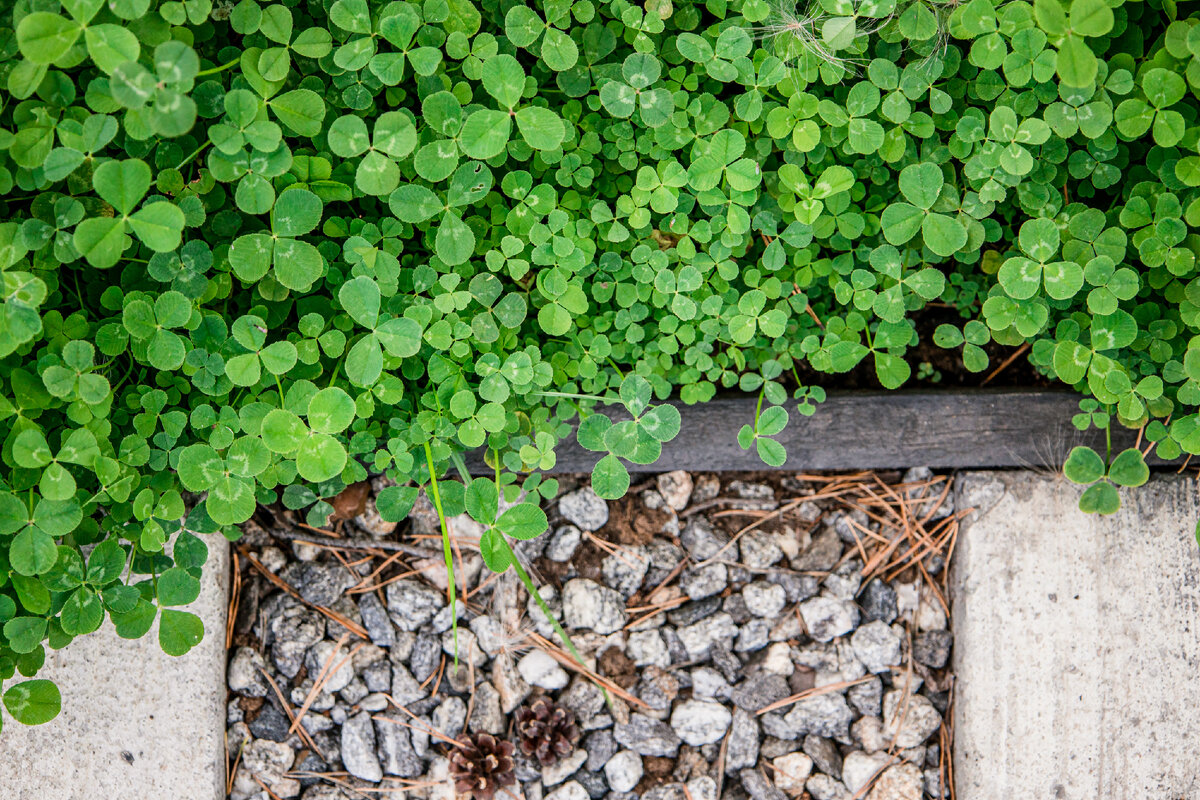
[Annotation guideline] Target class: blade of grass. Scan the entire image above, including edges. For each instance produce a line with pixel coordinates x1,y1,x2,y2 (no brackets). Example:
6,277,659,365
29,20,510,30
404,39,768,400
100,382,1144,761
424,440,458,668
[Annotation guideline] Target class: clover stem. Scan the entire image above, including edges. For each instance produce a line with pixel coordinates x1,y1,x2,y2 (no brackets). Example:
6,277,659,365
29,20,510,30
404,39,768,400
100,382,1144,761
326,359,341,387
195,56,241,77
533,390,611,403
754,385,765,433
423,440,458,667
175,142,211,170
1105,411,1113,464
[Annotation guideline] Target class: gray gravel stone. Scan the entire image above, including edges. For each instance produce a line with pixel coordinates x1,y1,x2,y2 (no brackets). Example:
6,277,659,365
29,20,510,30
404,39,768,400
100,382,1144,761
433,696,467,741
270,600,325,678
858,579,898,624
545,780,589,800
604,750,643,792
545,525,583,562
848,676,883,717
680,563,728,600
771,753,814,794
613,713,681,756
799,596,859,643
543,749,587,786
386,580,444,632
743,581,787,617
677,612,738,661
341,711,382,782
375,714,420,777
740,768,786,800
725,707,760,770
228,647,270,697
782,692,854,742
912,630,952,669
602,547,650,598
793,529,842,571
249,703,290,742
680,517,729,560
731,673,789,712
306,640,355,693
802,734,843,780
842,751,890,794
468,681,505,735
358,592,395,648
850,621,902,674
584,729,618,771
866,762,923,800
559,487,609,531
670,700,731,745
518,649,569,689
769,572,821,603
739,531,784,569
627,630,670,668
882,691,942,747
281,562,356,608
806,773,851,800
562,579,627,634
409,633,441,682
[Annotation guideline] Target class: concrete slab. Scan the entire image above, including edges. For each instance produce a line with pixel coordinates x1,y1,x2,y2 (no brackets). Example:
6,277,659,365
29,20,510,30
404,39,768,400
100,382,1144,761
0,535,229,799
953,472,1200,799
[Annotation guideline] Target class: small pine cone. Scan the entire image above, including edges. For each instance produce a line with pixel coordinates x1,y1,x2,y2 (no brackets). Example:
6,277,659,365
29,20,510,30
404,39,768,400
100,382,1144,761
514,696,581,767
448,733,516,800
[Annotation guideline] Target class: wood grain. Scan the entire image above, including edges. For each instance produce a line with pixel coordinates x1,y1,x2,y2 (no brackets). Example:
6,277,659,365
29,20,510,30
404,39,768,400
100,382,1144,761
466,389,1168,473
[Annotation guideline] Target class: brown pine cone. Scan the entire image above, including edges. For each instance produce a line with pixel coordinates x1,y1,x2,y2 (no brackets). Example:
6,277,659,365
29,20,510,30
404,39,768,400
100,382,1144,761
513,696,580,767
448,733,517,800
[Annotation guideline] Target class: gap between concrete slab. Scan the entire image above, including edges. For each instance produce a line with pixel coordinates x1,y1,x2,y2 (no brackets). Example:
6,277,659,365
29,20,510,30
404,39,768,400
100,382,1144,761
952,472,1200,800
0,536,229,800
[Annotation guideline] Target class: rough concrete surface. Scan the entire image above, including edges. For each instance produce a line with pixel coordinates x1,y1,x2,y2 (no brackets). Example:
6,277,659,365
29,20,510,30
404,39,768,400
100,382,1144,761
953,472,1200,800
0,535,229,800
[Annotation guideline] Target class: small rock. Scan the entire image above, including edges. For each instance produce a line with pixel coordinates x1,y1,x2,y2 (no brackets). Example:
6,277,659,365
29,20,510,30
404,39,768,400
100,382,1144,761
433,696,467,741
740,768,787,800
562,579,627,634
390,664,427,706
848,676,883,717
842,751,891,794
545,781,589,800
823,562,862,601
559,487,609,531
916,594,947,631
676,612,737,661
762,641,795,676
743,581,787,618
584,729,618,771
281,562,355,608
543,748,587,786
467,681,505,735
518,649,570,690
802,734,842,779
771,753,813,795
355,498,397,537
850,621,902,674
235,739,298,799
680,517,729,560
882,691,942,747
613,713,681,756
545,525,583,562
770,572,820,603
228,647,269,697
731,673,789,713
670,699,732,746
866,763,923,800
793,529,842,571
375,714,421,777
680,563,728,600
385,580,445,632
806,773,851,800
604,750,644,792
739,531,784,569
627,630,670,668
248,702,291,742
852,715,888,753
269,600,326,678
799,596,859,643
912,630,952,669
781,692,854,742
858,579,898,624
358,592,396,648
602,547,650,598
725,707,760,770
656,471,694,510
306,640,355,693
342,711,383,782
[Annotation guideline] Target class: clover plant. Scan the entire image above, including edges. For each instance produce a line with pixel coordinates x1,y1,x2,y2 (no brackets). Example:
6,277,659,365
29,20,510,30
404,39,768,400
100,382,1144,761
2,0,1200,729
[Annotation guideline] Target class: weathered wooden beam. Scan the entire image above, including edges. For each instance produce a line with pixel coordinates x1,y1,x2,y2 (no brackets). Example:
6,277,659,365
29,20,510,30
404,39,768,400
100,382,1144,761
467,389,1163,473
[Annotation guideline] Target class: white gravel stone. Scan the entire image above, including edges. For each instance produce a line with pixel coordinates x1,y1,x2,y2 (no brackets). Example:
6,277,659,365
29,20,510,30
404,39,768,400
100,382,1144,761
841,751,891,794
799,596,859,642
517,649,569,690
562,578,627,634
558,487,609,531
743,581,787,617
866,763,923,800
627,630,670,667
543,748,587,786
544,780,589,800
850,621,902,674
604,750,644,792
656,471,694,510
762,642,795,676
772,753,814,794
306,640,355,693
342,710,383,782
545,525,583,562
670,699,732,745
882,691,942,747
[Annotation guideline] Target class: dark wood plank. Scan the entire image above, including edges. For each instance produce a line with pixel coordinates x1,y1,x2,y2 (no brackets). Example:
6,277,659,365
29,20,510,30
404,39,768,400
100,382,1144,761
466,389,1163,473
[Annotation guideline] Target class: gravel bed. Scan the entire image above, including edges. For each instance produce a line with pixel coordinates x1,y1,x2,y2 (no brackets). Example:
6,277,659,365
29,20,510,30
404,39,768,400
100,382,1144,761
226,469,957,800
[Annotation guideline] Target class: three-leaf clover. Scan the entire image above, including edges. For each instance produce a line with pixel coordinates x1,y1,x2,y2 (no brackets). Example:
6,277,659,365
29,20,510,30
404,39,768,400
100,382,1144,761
1063,445,1148,515
74,160,185,268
